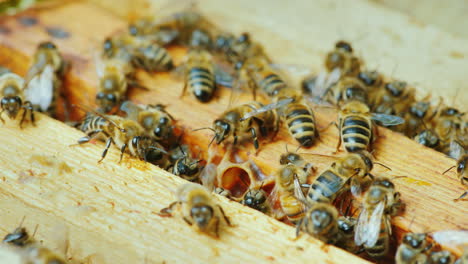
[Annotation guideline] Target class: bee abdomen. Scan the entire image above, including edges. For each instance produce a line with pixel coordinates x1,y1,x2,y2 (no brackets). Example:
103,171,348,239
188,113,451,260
188,67,215,102
342,116,371,152
135,45,173,71
365,235,389,258
280,194,304,224
259,73,287,96
307,170,344,203
286,104,317,147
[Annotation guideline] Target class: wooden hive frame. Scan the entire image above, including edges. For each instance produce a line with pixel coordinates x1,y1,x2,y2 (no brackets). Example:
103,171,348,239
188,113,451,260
0,0,466,263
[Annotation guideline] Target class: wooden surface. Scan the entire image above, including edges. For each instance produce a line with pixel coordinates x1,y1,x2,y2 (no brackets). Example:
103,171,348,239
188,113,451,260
0,1,466,263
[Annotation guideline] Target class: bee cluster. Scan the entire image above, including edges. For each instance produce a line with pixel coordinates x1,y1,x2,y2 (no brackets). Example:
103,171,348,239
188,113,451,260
0,3,467,264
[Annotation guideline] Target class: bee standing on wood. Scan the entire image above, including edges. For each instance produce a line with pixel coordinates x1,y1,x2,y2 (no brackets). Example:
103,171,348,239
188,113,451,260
24,41,66,117
274,88,319,147
168,145,204,182
240,186,270,214
336,100,405,153
3,223,66,264
120,101,176,145
273,151,314,223
355,176,402,258
76,110,168,165
182,49,218,102
0,73,35,128
443,141,468,201
302,151,374,204
203,101,279,150
159,183,233,238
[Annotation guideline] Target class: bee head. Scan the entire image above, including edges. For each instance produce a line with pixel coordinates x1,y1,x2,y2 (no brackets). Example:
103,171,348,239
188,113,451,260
385,81,406,97
410,101,430,118
415,130,440,148
3,227,29,246
279,152,302,165
1,96,22,119
335,40,353,52
241,189,266,211
38,41,57,50
402,233,427,250
213,119,231,144
153,117,172,140
103,38,114,56
191,205,214,229
372,177,395,190
358,71,380,87
344,84,367,103
309,205,335,232
457,156,467,174
96,91,118,113
337,218,355,235
440,107,461,117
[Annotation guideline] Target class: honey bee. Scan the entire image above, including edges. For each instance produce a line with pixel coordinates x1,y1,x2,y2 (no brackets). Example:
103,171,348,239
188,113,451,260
414,129,442,151
24,41,66,117
325,40,361,78
355,176,402,258
3,224,66,264
369,80,416,117
274,88,319,147
76,110,168,165
203,101,279,150
240,186,270,214
214,187,232,198
303,151,374,204
0,73,35,128
95,58,133,113
395,233,432,264
430,250,456,264
401,100,438,138
296,202,339,244
168,146,204,182
120,101,176,144
159,183,232,238
433,107,465,143
238,56,288,98
131,42,174,72
442,141,467,201
336,100,405,153
336,216,361,253
181,49,218,103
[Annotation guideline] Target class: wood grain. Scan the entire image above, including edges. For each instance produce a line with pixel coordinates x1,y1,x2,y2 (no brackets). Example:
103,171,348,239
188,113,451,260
0,1,466,263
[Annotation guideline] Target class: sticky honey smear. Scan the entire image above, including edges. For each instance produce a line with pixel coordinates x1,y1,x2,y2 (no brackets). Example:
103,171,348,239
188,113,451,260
18,154,72,184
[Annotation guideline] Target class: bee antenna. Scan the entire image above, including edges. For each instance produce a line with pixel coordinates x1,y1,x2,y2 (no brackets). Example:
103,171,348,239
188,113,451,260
295,144,304,153
193,127,215,132
178,145,187,157
31,224,39,239
72,104,126,133
374,162,392,171
147,146,168,154
442,166,455,175
207,134,216,148
18,215,26,228
285,144,289,153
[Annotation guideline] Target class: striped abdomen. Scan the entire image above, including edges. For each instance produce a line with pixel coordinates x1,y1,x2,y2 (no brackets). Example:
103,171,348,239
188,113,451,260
341,115,372,152
307,170,346,204
134,44,173,72
365,217,390,258
279,194,305,224
188,66,215,102
80,115,108,133
258,72,287,97
284,103,317,147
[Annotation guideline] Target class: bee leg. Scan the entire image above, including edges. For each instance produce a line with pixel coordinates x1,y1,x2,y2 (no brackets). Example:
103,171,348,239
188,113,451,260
233,134,238,145
98,137,114,163
217,205,232,226
214,217,220,238
334,130,342,154
0,110,5,123
180,72,188,98
158,201,180,216
74,129,103,146
454,191,468,201
119,143,127,163
183,217,193,226
19,102,34,128
250,127,259,150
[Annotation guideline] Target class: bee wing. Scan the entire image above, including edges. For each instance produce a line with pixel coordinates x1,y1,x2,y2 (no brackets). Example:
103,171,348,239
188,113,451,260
448,140,465,160
325,68,342,89
239,97,294,121
120,100,142,121
293,174,308,205
200,163,217,191
371,113,405,126
269,63,311,78
432,230,468,248
350,177,362,198
24,65,55,112
355,201,385,247
93,51,105,78
214,66,233,88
